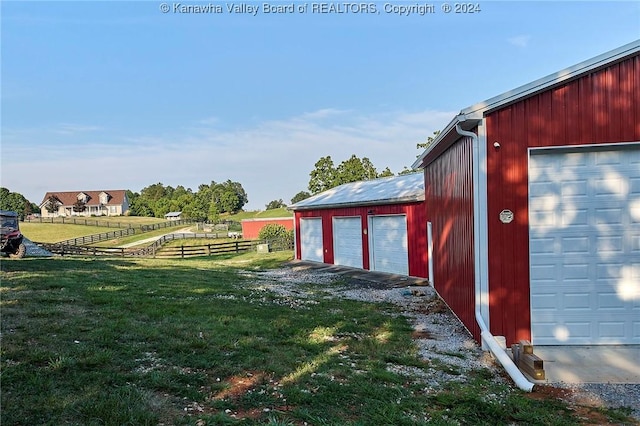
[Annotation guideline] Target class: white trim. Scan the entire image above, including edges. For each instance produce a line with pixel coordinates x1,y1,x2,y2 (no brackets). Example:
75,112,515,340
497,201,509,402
413,40,640,170
462,40,640,117
476,120,490,329
528,141,640,155
456,122,535,392
427,221,434,286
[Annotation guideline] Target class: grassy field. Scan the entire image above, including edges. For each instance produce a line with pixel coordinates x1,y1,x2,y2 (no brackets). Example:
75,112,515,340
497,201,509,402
20,223,124,243
91,226,197,248
1,252,631,425
21,222,196,246
225,208,292,221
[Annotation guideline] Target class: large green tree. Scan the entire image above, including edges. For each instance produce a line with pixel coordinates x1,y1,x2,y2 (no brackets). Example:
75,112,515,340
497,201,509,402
416,130,441,152
130,179,248,220
290,191,311,204
0,188,38,219
265,199,286,210
307,155,394,194
308,156,337,194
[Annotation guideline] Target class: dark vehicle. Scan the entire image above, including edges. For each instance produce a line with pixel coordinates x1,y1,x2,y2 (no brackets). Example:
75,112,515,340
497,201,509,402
1,210,26,258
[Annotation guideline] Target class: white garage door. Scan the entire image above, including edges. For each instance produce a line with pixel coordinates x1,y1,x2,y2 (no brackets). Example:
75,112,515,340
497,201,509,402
333,217,363,268
369,215,409,275
529,145,640,345
300,218,323,262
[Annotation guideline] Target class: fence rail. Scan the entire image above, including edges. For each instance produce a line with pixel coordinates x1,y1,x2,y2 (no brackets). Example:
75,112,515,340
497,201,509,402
25,217,137,228
41,220,197,246
57,228,138,246
24,216,194,231
38,237,293,259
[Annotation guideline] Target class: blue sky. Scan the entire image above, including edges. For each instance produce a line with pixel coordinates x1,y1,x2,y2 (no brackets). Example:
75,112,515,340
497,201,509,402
2,1,638,210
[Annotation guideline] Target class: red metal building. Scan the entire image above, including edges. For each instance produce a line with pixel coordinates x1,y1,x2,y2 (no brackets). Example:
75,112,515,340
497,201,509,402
413,41,640,347
241,217,294,240
290,173,428,278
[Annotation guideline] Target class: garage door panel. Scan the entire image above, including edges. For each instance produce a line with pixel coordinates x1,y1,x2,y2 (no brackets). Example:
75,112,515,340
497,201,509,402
530,145,640,345
369,215,408,276
300,218,323,262
333,217,363,268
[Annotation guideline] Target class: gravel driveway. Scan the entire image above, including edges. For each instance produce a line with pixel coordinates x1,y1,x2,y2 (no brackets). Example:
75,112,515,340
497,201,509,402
243,261,640,423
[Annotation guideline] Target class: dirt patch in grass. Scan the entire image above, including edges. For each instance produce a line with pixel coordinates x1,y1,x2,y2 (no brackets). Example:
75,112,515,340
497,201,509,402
212,371,267,401
411,330,434,339
527,385,627,425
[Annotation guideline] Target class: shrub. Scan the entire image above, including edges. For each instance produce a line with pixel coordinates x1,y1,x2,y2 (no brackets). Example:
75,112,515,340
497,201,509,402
258,224,291,241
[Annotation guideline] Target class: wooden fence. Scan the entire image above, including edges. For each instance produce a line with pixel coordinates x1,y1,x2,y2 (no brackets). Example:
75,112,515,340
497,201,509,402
51,221,198,246
57,228,138,246
24,216,194,231
39,237,293,259
25,217,137,228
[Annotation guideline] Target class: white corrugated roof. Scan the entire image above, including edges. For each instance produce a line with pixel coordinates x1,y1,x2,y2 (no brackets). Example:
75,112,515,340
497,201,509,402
289,173,424,210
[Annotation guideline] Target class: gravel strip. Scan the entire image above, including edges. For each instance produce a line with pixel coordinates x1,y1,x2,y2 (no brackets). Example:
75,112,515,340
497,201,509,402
23,238,54,257
243,264,640,422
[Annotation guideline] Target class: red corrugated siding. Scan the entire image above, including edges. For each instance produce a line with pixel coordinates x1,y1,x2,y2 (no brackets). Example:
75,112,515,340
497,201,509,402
424,136,479,340
485,53,640,345
294,203,427,278
241,218,294,239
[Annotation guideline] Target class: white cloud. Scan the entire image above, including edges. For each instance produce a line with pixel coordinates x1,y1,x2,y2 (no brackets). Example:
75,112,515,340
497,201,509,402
1,109,454,210
508,35,531,48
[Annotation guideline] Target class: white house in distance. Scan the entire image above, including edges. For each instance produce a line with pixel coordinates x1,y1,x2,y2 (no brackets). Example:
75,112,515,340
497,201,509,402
40,190,130,217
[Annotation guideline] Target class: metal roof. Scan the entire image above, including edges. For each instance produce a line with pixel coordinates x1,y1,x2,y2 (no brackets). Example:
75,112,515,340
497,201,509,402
289,173,424,211
413,39,640,169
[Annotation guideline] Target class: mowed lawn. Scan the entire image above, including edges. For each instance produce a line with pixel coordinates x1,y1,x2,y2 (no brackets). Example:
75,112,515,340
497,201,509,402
0,252,630,425
20,223,123,243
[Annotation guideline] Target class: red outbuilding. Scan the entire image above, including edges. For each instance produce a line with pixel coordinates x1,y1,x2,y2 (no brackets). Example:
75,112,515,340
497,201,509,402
290,173,428,278
413,41,640,347
240,217,294,240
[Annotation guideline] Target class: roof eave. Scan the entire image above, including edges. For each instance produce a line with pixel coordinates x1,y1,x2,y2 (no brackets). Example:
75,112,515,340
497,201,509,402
412,114,482,169
462,39,640,117
413,40,640,170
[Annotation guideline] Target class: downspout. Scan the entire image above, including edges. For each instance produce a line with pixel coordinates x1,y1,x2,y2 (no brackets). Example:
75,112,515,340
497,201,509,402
455,122,535,392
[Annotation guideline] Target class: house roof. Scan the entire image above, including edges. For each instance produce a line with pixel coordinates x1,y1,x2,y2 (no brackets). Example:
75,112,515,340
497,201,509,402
413,39,640,169
289,173,424,211
164,211,182,217
40,190,128,207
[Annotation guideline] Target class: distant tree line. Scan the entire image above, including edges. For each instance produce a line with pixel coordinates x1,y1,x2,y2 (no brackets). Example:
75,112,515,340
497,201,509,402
127,180,248,221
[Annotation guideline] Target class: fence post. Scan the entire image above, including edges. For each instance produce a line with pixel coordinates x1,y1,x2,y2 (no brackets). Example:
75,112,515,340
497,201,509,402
235,241,239,253
181,245,185,259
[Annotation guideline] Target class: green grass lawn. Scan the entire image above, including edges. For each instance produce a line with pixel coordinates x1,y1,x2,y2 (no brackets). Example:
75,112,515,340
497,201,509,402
20,223,124,243
0,252,631,425
225,208,292,221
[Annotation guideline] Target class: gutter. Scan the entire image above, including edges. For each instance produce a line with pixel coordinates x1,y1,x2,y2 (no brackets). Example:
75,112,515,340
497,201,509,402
455,119,535,393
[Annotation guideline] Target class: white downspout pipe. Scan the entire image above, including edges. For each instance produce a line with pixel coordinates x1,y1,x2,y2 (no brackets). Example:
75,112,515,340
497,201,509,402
455,123,535,392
